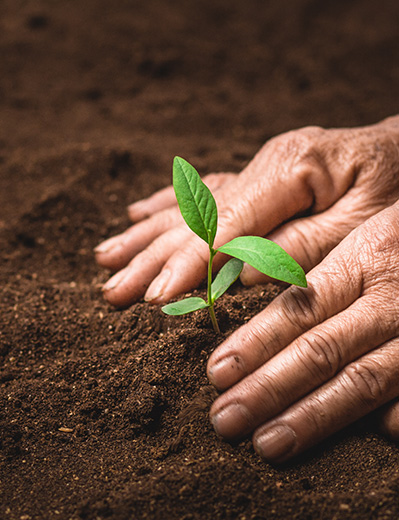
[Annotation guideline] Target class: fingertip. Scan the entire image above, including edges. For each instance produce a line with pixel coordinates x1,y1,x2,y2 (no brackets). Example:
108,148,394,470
254,424,297,463
94,235,122,255
101,267,145,308
127,201,149,222
102,268,127,291
207,355,246,390
240,264,269,286
210,403,252,440
144,269,171,303
102,282,137,309
94,241,127,271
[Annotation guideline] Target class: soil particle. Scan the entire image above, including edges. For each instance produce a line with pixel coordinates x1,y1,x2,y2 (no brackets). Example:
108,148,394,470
1,0,399,518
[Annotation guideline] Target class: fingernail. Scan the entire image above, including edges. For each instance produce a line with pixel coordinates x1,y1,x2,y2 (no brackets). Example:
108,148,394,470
211,403,251,439
254,425,296,463
102,269,127,291
208,355,245,389
94,236,122,255
144,269,170,302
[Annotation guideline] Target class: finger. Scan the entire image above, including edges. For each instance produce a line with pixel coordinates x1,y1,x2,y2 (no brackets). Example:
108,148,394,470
95,205,183,271
207,242,362,391
374,398,399,441
209,294,397,441
127,130,361,305
102,225,193,307
240,190,384,286
128,185,178,222
143,233,212,304
128,172,236,222
252,340,399,463
141,171,313,305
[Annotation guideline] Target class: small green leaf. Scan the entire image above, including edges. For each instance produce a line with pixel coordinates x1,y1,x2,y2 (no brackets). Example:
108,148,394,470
211,258,243,302
218,236,307,287
161,296,208,316
173,156,218,246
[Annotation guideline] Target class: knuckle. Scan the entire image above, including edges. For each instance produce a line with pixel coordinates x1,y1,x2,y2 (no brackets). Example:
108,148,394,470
280,285,318,330
297,395,329,435
252,127,327,199
270,126,325,161
218,202,254,237
296,330,342,380
282,220,326,270
180,238,209,268
355,207,399,285
363,218,399,256
243,319,277,361
134,243,162,266
343,360,388,409
217,203,238,225
355,131,399,184
250,372,287,413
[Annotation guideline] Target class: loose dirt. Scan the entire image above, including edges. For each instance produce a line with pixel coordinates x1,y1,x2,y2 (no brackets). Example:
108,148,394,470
1,1,399,518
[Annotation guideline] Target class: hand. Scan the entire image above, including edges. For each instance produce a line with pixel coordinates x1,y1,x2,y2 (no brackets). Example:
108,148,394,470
95,116,399,308
207,203,399,462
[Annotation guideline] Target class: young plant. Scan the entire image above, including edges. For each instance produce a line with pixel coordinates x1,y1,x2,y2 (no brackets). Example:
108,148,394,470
161,157,307,333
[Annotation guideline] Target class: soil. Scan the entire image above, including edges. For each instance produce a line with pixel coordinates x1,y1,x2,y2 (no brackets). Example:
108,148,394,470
1,0,399,518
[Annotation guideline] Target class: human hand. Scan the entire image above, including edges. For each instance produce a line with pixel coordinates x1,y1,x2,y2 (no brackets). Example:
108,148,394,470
207,202,399,462
95,116,399,308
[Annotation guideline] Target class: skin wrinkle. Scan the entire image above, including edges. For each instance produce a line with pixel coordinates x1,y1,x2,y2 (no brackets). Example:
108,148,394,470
252,315,284,352
244,321,276,363
314,243,361,304
281,284,320,328
359,227,399,290
296,329,342,382
288,219,325,268
360,157,398,202
212,207,399,450
343,361,388,411
217,200,252,238
250,369,292,421
179,238,210,273
298,394,330,434
298,151,334,212
256,341,399,458
321,138,358,197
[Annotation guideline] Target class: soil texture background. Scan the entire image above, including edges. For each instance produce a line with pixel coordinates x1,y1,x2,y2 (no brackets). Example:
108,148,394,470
1,1,399,519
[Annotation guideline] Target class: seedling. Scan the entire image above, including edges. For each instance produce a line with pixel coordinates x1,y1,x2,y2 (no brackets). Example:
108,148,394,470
161,157,307,333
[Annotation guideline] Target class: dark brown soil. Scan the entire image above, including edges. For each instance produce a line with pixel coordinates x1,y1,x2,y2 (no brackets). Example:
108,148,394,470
1,1,399,518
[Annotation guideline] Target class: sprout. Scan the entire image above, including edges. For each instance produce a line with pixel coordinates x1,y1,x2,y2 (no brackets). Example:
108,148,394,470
161,157,307,333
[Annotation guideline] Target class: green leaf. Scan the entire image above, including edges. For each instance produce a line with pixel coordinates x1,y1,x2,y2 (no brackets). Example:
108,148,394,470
161,296,208,316
173,156,218,246
211,258,243,302
218,236,307,287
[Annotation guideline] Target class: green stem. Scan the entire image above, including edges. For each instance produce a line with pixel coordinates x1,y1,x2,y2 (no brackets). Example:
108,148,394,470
207,247,220,334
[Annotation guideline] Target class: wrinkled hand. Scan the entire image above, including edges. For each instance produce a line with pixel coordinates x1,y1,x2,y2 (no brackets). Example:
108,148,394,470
95,116,399,308
207,203,399,462
95,116,399,458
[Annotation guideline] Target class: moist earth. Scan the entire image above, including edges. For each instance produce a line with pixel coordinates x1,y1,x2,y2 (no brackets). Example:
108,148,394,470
1,1,399,519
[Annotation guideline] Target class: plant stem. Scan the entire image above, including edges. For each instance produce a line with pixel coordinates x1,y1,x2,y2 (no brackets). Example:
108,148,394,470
207,247,220,334
208,304,220,334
